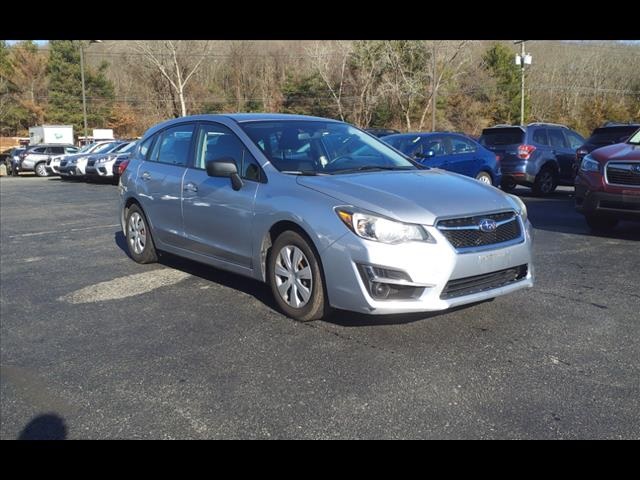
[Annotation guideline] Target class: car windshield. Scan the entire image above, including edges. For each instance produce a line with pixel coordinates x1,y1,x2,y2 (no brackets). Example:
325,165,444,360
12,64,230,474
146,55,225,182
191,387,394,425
93,142,120,154
589,126,639,146
627,129,640,145
240,121,418,174
77,143,95,153
117,141,137,153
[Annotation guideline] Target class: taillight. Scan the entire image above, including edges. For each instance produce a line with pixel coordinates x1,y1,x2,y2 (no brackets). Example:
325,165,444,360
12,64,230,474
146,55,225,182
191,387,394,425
517,144,536,160
117,159,130,175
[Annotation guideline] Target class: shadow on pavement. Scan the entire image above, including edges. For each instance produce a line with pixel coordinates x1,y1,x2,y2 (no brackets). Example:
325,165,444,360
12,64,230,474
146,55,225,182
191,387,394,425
18,413,67,440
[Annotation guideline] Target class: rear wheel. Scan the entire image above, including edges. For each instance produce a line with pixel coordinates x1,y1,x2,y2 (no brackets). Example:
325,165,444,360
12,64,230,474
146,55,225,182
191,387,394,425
268,231,330,322
532,167,557,195
125,204,158,264
585,214,618,233
34,162,48,177
475,171,493,185
501,177,517,192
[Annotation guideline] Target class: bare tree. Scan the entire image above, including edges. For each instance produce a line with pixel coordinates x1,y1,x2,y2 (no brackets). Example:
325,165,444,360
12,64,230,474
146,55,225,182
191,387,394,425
133,40,210,117
308,41,351,122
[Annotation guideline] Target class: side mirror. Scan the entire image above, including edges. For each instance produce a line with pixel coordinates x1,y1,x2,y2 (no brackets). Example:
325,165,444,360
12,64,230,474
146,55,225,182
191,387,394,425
422,149,436,159
205,157,243,191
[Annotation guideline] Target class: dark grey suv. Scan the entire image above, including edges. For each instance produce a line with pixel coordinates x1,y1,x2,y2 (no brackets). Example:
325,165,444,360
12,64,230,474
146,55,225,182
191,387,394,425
479,123,585,195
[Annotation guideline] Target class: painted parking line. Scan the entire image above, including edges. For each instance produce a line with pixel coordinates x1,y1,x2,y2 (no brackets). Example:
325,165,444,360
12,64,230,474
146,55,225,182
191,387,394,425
8,224,120,239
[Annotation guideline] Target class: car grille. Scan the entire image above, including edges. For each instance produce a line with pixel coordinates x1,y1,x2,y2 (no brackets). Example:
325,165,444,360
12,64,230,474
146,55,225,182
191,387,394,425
440,264,528,299
436,211,522,250
605,162,640,187
87,159,96,167
60,160,67,167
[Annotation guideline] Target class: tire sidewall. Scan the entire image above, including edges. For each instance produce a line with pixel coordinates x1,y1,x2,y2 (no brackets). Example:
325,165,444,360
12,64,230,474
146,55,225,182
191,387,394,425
268,231,327,322
125,204,157,264
533,167,557,195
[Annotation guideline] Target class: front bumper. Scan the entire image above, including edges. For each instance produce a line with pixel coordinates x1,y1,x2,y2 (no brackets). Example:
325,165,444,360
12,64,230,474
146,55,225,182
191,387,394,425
87,160,116,177
575,184,640,221
59,165,82,177
321,219,534,314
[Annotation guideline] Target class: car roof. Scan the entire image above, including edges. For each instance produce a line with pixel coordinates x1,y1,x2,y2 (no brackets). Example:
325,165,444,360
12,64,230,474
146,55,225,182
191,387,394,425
142,113,343,138
26,143,76,148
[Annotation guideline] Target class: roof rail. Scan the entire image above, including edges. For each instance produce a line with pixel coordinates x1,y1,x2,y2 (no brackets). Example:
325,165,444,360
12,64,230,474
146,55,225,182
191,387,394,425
527,122,569,128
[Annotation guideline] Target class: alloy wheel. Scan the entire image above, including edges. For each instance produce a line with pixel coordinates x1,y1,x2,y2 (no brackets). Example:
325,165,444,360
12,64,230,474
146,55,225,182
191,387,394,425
128,212,147,255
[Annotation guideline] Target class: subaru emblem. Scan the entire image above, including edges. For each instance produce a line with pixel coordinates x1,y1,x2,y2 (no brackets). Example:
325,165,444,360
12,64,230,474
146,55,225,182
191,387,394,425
479,218,497,232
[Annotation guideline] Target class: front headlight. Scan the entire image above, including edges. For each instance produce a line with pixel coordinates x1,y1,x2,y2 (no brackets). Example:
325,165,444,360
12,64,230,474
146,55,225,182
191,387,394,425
335,208,433,244
580,155,600,173
507,194,528,223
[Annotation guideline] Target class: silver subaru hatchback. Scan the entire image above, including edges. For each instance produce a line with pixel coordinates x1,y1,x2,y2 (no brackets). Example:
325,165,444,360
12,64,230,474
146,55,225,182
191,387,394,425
119,114,534,321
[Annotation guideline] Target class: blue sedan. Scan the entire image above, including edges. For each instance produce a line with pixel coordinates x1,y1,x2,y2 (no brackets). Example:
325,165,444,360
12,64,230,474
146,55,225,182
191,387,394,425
381,132,502,187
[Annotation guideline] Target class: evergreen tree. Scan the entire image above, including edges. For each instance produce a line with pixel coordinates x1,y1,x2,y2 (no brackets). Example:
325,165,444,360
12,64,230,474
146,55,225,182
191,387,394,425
46,40,114,136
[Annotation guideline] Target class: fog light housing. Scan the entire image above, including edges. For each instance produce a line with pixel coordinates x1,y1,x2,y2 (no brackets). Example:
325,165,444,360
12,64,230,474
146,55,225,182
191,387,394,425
357,264,428,301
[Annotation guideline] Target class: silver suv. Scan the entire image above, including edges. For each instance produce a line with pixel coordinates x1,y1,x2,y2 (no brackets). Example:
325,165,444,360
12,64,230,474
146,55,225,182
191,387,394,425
19,144,79,176
119,114,534,321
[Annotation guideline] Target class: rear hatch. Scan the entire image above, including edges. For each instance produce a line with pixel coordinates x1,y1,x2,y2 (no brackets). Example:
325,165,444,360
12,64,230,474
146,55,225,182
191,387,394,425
478,127,525,166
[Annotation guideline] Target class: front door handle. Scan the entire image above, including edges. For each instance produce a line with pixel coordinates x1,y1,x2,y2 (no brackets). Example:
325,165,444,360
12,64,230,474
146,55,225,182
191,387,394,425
141,171,151,181
184,182,198,192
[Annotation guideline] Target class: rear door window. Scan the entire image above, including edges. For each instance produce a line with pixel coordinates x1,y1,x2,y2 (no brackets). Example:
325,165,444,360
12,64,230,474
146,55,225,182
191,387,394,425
450,135,477,154
156,124,195,167
548,128,568,149
532,128,549,146
421,136,449,156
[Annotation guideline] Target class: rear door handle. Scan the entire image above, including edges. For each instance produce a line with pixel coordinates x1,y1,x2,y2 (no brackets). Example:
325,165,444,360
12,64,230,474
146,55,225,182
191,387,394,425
141,171,151,180
184,182,198,192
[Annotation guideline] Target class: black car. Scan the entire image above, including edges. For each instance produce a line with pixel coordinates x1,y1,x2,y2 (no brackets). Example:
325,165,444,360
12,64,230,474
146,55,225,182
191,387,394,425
573,122,640,177
365,128,400,138
478,122,585,195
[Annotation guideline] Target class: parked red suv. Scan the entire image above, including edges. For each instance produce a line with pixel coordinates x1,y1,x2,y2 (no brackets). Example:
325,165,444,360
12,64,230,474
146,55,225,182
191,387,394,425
575,129,640,232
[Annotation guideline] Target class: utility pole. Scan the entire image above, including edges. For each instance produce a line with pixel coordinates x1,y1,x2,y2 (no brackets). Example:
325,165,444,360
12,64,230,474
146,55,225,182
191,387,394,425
514,40,531,126
79,40,102,145
432,41,436,132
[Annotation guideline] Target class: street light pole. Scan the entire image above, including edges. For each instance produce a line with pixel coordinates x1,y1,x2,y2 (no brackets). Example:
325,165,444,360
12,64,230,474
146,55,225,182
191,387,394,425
79,42,88,145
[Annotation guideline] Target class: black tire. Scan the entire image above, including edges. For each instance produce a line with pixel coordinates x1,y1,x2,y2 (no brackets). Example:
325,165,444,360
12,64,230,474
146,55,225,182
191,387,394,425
585,214,618,233
532,166,557,196
475,171,493,185
125,204,158,264
268,230,331,322
34,162,48,177
501,177,518,192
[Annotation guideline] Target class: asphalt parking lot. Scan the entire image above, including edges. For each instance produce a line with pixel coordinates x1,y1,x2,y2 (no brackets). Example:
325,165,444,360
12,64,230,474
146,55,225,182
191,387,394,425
1,175,639,439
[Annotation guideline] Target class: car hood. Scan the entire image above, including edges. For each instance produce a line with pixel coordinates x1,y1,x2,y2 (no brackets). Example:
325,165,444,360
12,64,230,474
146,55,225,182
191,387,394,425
297,169,515,225
591,142,640,163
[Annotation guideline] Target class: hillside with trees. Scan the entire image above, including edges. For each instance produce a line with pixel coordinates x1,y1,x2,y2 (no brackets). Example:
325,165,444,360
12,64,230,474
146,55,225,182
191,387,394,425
1,40,638,139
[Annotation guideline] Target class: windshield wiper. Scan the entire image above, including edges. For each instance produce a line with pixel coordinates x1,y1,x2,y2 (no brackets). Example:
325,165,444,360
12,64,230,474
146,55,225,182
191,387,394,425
280,170,327,176
332,166,415,174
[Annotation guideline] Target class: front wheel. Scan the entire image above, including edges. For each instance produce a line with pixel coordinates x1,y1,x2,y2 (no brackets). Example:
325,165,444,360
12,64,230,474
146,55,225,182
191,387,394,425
268,231,330,322
125,204,158,264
